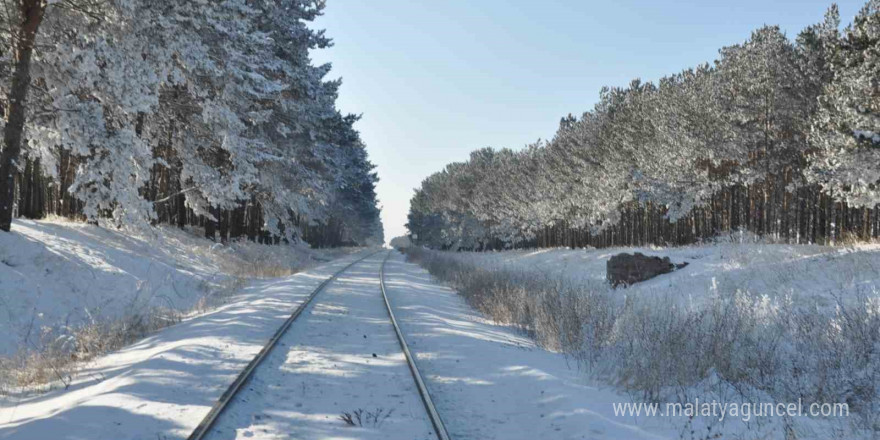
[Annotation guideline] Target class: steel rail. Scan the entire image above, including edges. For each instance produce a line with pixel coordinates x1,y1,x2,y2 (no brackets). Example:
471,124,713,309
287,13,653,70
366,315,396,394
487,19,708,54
379,250,452,440
188,250,382,440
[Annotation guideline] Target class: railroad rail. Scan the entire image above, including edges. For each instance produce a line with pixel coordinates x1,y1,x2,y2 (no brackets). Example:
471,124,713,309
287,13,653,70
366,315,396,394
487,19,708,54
379,250,452,440
187,250,380,440
187,249,451,440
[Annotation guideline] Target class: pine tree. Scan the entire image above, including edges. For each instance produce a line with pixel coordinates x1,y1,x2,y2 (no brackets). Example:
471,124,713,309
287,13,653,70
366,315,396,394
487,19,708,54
0,0,48,231
808,0,880,208
0,0,384,246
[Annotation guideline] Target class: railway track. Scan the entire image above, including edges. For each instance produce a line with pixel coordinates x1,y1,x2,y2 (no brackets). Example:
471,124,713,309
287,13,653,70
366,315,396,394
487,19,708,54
380,250,452,440
187,249,450,440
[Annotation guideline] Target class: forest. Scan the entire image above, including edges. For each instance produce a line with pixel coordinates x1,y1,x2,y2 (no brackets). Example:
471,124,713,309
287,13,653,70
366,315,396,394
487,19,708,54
408,2,879,250
0,0,383,247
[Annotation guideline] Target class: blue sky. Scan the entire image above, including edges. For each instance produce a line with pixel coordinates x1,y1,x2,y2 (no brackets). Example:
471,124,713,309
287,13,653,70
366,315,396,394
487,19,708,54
311,0,864,243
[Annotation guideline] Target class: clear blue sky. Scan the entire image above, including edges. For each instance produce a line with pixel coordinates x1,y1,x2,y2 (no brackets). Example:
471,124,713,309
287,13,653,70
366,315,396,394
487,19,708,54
311,0,864,243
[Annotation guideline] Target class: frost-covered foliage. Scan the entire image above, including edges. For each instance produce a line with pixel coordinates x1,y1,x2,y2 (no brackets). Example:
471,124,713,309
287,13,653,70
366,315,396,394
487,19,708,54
408,2,879,250
0,0,382,246
808,1,880,207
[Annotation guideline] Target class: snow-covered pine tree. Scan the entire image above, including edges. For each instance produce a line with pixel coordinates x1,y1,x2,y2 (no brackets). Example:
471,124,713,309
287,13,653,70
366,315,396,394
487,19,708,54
1,0,383,247
0,0,52,231
807,1,880,209
715,26,815,237
408,2,879,249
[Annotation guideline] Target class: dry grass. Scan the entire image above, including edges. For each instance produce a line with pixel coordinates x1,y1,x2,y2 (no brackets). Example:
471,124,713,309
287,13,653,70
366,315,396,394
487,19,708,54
0,223,334,394
404,246,880,432
210,240,314,278
0,306,183,392
0,249,296,394
221,251,300,278
0,272,251,394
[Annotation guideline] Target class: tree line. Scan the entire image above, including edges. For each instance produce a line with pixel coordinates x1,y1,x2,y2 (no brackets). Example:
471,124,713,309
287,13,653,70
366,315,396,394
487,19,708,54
0,0,383,247
408,2,879,250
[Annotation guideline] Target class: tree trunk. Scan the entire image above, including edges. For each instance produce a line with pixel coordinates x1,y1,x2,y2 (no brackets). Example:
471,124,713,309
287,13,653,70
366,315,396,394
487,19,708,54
247,199,259,242
230,205,244,239
205,208,217,241
0,0,47,231
218,209,228,244
175,192,187,228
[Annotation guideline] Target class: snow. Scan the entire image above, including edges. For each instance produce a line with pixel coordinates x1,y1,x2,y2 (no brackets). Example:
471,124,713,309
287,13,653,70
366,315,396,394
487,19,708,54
436,239,880,310
3,234,875,439
0,251,375,439
0,248,675,440
401,243,880,439
382,251,672,440
0,218,348,357
204,253,434,440
1,249,672,440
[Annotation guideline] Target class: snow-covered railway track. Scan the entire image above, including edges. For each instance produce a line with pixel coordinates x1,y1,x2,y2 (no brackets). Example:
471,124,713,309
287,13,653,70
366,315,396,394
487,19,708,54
187,250,381,440
188,249,451,440
379,250,452,440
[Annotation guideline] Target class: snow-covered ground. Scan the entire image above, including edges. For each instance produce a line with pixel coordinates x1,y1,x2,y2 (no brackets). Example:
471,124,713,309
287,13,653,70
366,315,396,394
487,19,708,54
3,225,876,440
203,251,688,440
404,242,880,439
441,239,880,309
0,219,348,357
0,249,676,440
0,251,375,439
205,253,434,440
382,251,671,440
2,244,869,439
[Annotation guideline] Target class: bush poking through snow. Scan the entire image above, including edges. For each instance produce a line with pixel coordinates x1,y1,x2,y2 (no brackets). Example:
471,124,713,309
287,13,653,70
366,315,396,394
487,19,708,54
194,276,248,314
0,306,183,391
339,408,394,428
404,247,880,433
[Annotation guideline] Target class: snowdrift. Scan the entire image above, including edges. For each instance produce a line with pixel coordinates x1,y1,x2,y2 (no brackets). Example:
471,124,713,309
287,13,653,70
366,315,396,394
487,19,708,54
0,219,344,357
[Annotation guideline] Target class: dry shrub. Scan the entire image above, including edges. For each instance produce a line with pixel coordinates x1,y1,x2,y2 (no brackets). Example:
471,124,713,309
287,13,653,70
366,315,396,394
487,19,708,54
0,307,183,392
1,274,247,393
1,234,316,393
404,247,880,431
339,408,394,428
194,275,248,313
215,244,302,278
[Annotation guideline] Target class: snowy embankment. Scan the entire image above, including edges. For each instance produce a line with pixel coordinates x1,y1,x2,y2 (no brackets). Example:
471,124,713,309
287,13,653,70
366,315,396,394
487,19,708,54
0,252,373,440
0,219,349,383
406,240,880,440
443,238,880,310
